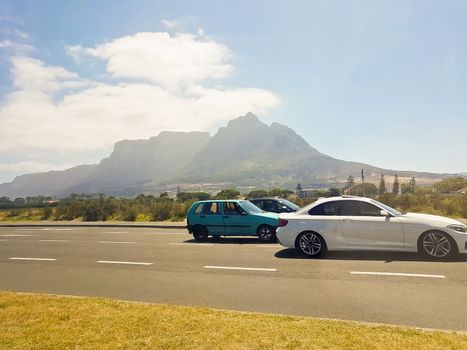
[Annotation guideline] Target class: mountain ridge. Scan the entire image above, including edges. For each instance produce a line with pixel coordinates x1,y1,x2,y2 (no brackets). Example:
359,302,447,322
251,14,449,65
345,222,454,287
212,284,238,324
0,113,451,198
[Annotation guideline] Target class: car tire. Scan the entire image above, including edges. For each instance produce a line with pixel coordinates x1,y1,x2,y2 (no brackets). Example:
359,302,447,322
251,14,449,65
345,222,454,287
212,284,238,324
257,225,276,242
418,230,457,260
296,231,326,258
192,225,208,241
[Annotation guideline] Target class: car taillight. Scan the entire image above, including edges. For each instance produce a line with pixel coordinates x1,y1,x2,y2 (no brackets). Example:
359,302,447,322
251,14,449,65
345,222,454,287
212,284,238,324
279,219,288,227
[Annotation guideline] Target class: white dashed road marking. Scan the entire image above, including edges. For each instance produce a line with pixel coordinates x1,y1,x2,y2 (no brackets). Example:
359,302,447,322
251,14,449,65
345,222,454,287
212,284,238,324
100,231,129,234
0,234,35,237
9,257,57,261
204,265,277,272
97,260,153,266
169,243,214,247
39,239,70,243
350,271,446,279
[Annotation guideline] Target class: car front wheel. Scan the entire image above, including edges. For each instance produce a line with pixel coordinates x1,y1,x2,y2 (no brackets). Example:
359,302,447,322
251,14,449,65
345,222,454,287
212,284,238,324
297,232,326,258
419,230,457,259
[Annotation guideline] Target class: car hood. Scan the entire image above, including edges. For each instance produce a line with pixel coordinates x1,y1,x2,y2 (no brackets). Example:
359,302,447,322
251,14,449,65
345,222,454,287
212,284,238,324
255,212,280,220
401,212,464,226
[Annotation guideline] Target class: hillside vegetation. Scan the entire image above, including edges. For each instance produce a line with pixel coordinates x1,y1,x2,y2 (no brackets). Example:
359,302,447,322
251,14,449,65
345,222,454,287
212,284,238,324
0,177,466,221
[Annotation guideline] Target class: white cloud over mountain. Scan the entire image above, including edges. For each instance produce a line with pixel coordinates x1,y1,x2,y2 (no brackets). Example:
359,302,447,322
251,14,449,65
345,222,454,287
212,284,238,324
0,29,279,181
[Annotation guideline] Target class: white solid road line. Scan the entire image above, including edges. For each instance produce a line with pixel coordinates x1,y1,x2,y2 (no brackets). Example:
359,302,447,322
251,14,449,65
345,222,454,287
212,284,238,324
39,239,70,242
53,228,77,231
204,265,277,272
98,241,136,244
9,257,57,261
255,244,281,248
350,271,446,279
97,260,153,266
169,242,214,246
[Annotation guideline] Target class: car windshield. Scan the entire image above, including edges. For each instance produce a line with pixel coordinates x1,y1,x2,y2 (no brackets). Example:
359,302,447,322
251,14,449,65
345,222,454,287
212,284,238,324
279,199,300,210
240,200,263,213
370,199,402,216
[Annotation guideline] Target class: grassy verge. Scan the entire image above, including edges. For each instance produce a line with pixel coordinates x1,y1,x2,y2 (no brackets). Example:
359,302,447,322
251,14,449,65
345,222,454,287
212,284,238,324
0,292,465,349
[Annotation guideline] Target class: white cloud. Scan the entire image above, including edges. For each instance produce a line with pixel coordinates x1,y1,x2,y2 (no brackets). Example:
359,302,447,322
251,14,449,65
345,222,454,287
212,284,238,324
10,56,89,92
67,31,233,89
162,19,178,29
0,39,34,52
0,29,280,182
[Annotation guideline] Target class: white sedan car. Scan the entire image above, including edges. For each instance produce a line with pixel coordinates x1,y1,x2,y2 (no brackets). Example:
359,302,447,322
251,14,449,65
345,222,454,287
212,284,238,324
276,196,467,259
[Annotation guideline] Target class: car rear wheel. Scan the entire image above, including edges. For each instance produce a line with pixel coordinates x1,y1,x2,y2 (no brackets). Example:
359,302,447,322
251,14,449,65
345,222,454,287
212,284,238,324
192,225,208,241
257,225,276,242
419,230,457,259
297,232,326,258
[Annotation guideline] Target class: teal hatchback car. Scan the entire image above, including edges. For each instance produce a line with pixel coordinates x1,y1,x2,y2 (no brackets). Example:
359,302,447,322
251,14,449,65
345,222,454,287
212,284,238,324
186,200,279,242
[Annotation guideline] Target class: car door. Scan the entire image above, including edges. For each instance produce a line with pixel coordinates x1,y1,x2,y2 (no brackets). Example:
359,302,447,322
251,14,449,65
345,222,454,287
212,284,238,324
222,201,252,235
338,200,404,249
200,202,225,235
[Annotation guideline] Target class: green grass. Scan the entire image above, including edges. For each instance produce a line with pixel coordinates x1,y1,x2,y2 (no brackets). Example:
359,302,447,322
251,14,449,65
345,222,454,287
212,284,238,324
0,291,465,349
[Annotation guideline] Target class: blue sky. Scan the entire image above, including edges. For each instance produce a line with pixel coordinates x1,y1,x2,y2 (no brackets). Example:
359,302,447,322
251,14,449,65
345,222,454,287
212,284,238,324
0,0,466,183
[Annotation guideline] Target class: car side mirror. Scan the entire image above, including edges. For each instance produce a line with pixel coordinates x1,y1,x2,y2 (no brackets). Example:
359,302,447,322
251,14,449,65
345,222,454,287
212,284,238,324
380,210,390,217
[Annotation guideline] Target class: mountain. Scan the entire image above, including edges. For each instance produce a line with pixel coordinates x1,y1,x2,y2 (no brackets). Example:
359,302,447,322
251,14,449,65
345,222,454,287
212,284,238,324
0,113,448,198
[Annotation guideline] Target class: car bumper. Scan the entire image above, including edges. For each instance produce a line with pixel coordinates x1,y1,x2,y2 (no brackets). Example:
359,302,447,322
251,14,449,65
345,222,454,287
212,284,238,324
186,225,193,233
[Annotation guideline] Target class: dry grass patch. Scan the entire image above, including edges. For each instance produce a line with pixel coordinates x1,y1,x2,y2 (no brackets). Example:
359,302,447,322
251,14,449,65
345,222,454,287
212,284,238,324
0,291,465,349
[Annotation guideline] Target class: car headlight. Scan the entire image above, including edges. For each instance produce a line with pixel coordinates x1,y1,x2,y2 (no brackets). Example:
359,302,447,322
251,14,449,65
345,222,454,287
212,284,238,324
447,224,467,233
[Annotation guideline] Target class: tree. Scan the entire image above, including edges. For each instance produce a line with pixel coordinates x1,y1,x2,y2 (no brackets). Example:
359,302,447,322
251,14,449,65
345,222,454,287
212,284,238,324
392,174,399,195
328,187,341,197
214,188,240,199
160,192,169,198
409,177,416,187
345,175,355,194
379,174,386,195
247,190,268,198
353,183,377,196
433,176,467,193
269,188,293,198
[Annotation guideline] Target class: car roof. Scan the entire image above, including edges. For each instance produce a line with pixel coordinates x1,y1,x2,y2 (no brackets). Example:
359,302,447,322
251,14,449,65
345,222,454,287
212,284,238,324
193,199,245,204
297,196,375,214
249,198,283,201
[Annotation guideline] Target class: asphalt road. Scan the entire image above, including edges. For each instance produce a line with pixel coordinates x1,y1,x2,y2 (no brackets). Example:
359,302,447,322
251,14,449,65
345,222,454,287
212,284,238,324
0,226,466,331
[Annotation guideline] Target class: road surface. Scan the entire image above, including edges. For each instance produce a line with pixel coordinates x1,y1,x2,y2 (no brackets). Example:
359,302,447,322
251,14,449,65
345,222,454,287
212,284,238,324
0,226,466,331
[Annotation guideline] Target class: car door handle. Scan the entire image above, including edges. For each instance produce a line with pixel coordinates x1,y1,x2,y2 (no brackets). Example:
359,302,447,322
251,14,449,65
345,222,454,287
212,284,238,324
223,215,229,218
200,215,206,218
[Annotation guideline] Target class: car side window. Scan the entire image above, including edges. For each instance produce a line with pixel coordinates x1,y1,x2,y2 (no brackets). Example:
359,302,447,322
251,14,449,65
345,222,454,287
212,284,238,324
357,202,382,216
263,200,279,212
308,202,338,215
224,202,242,215
194,203,204,214
202,202,220,215
251,200,263,209
336,201,360,216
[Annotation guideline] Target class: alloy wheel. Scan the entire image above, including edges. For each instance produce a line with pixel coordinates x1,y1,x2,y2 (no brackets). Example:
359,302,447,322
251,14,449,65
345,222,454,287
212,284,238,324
299,232,322,256
422,232,451,258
